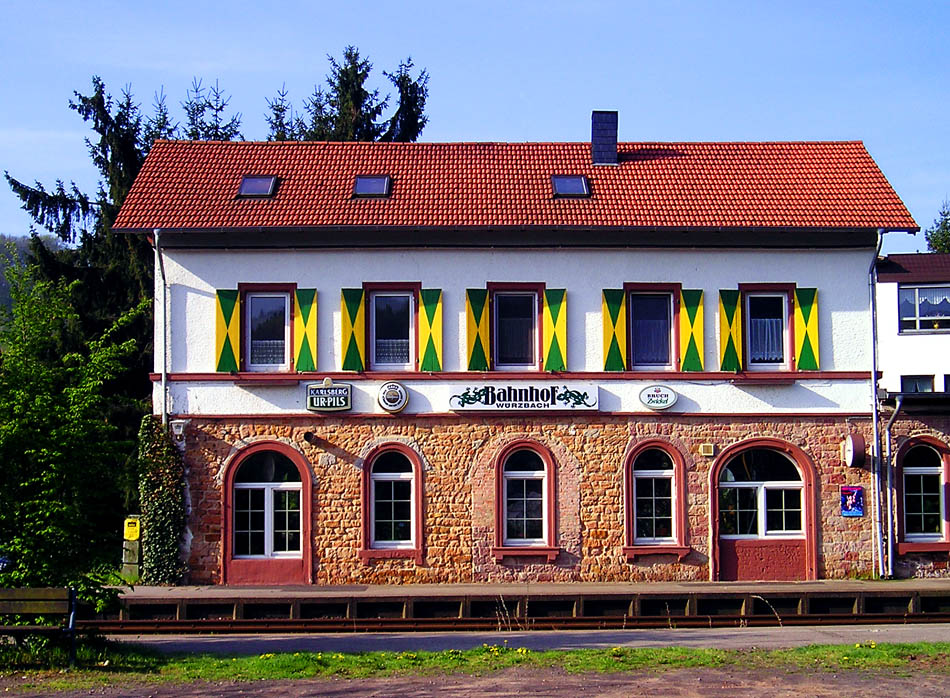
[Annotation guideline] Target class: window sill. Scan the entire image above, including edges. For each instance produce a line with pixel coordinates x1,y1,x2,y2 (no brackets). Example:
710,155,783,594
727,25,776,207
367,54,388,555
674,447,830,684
897,541,950,555
359,548,423,565
623,545,690,561
491,546,560,562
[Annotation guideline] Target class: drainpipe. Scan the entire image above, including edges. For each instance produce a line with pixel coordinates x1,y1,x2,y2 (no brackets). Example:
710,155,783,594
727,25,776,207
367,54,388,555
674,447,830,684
155,228,169,426
883,395,903,578
868,229,884,577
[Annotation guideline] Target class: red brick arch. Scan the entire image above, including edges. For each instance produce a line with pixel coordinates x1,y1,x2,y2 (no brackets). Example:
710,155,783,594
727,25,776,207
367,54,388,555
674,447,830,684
709,437,818,581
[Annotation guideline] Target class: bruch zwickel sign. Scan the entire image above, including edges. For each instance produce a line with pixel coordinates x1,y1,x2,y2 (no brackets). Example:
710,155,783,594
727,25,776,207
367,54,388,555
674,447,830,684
450,382,598,411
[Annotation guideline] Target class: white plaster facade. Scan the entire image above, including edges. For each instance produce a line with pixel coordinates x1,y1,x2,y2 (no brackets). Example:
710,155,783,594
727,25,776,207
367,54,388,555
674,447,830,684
154,246,876,416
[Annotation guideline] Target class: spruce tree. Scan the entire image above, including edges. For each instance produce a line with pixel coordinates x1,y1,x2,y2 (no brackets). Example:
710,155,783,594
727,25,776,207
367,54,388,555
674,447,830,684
925,200,950,253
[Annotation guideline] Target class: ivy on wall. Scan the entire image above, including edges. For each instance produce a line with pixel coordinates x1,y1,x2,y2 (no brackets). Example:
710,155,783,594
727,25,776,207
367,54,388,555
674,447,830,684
136,415,185,585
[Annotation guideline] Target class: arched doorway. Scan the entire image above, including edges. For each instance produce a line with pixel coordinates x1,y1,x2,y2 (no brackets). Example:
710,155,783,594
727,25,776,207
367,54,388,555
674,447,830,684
710,439,817,581
223,442,313,585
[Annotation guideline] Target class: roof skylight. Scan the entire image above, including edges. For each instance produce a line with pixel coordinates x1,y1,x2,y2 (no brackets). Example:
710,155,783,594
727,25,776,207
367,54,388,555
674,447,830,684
551,175,591,198
353,175,392,198
238,175,278,198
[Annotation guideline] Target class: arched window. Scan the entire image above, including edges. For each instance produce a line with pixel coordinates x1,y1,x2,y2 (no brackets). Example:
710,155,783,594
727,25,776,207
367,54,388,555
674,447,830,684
897,438,950,554
492,443,558,561
623,442,689,560
718,448,803,538
233,450,302,558
360,446,424,564
370,451,415,548
503,449,547,545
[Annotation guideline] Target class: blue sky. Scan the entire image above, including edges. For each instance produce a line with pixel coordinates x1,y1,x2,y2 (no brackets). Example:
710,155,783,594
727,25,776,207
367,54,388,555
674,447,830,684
1,1,946,253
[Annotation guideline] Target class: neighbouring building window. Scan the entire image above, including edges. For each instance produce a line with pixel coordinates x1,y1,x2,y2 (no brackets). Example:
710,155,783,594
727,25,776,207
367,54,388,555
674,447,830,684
369,451,415,548
370,291,414,370
494,292,538,369
629,292,673,369
901,375,935,393
899,284,950,332
718,449,803,538
233,450,302,557
902,444,944,540
502,449,547,545
745,293,788,369
245,291,291,371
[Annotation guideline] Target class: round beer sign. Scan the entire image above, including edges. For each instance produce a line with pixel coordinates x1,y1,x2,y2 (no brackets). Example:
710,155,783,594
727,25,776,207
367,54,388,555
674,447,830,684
639,384,677,410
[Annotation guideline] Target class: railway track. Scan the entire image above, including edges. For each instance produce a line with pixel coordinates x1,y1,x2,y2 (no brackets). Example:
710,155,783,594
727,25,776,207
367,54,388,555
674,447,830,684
83,612,950,634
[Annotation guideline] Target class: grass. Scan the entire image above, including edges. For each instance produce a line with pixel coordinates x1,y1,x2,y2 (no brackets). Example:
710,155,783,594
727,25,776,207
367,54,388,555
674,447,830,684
2,638,950,693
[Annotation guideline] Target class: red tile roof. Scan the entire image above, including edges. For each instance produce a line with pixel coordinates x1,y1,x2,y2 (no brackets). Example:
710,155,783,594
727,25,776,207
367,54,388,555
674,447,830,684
113,140,918,233
877,253,950,283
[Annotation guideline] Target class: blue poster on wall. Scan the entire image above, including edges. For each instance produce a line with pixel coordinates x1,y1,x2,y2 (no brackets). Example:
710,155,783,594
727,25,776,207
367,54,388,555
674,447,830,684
841,486,864,517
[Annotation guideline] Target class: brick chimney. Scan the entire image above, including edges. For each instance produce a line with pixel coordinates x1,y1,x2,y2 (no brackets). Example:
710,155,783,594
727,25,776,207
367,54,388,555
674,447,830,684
591,110,618,165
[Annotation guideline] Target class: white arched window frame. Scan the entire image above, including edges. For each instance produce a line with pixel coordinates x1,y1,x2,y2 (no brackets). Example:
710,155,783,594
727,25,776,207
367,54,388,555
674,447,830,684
502,451,548,546
369,452,416,550
902,445,945,542
232,452,302,559
632,449,676,544
718,451,804,540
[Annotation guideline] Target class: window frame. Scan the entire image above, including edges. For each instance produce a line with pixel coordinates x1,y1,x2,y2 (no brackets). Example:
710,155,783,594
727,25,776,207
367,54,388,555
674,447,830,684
901,375,935,393
716,450,805,541
237,174,278,198
488,282,544,372
739,283,795,372
896,437,950,554
238,283,295,372
625,282,681,371
623,440,689,560
232,480,303,559
359,444,424,564
353,174,392,198
551,174,591,198
492,441,559,561
898,283,950,334
365,283,421,371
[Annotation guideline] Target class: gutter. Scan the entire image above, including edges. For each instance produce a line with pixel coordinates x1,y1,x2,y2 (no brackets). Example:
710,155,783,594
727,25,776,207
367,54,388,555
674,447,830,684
155,229,169,426
884,394,904,578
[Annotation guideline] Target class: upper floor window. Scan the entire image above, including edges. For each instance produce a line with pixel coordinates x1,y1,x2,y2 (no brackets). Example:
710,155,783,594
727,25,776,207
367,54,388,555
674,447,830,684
493,290,539,370
901,375,935,393
745,293,789,369
369,291,414,370
899,285,950,332
244,290,291,371
626,284,679,370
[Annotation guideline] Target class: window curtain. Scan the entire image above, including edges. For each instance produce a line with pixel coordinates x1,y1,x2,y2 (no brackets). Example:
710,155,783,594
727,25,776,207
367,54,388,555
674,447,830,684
749,318,783,362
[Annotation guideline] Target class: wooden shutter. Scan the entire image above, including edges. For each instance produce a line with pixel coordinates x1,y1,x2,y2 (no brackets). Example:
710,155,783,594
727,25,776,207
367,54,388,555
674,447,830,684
340,288,366,371
794,287,819,370
602,289,627,371
679,289,704,371
294,289,317,372
418,288,443,371
465,288,490,371
215,289,240,372
718,289,742,372
542,288,567,371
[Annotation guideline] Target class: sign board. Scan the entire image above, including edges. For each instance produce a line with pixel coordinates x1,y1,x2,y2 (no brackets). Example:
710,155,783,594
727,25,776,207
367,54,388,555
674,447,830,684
378,381,409,413
639,385,677,410
124,516,141,541
450,382,598,411
841,486,864,517
307,378,352,412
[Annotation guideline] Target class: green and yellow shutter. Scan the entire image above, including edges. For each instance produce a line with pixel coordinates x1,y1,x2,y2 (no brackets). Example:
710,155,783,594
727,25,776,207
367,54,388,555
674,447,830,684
294,289,317,372
215,289,240,372
793,287,819,370
679,289,704,371
418,289,443,371
465,289,490,371
718,289,742,372
341,288,366,371
602,289,627,371
542,289,567,371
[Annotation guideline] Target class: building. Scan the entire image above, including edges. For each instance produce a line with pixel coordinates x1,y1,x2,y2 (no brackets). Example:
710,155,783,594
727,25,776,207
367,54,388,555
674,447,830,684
113,112,918,585
875,253,950,578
